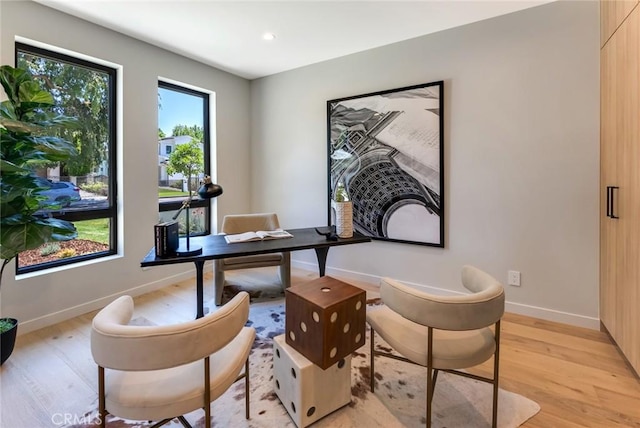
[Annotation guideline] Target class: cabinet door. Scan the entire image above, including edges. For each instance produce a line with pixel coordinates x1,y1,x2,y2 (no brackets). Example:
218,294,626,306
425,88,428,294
600,4,640,374
600,22,620,336
601,0,638,47
617,6,640,374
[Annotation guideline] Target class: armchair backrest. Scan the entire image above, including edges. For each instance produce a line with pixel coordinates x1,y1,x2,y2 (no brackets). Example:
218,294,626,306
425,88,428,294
91,292,250,371
221,213,280,234
379,265,504,331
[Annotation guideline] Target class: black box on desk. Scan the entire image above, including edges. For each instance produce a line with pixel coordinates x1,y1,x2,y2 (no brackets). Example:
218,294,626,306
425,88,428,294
154,221,179,257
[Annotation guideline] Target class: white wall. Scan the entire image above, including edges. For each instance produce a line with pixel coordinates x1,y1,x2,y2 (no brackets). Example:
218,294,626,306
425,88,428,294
250,1,600,327
0,0,600,332
0,0,252,332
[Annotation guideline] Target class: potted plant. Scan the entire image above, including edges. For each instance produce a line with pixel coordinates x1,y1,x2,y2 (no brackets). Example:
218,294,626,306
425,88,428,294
0,65,78,365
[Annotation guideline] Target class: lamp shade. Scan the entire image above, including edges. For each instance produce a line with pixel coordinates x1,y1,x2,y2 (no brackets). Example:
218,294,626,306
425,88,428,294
198,176,223,199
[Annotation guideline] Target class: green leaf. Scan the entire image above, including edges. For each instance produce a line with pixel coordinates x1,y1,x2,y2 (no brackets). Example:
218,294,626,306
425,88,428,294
0,159,28,173
0,218,76,260
0,66,31,106
0,100,17,120
0,116,43,134
32,136,77,156
18,81,54,106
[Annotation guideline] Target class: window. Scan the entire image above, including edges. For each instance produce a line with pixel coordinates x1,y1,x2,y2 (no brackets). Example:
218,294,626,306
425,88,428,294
158,81,211,237
15,43,117,273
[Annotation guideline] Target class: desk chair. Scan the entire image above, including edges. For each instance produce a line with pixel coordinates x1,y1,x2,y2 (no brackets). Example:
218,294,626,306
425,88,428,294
214,212,291,305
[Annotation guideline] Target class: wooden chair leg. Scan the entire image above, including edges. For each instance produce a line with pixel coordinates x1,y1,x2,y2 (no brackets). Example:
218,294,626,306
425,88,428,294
370,326,375,392
492,320,501,428
429,369,439,405
204,357,211,428
245,357,250,419
426,327,433,428
98,366,106,428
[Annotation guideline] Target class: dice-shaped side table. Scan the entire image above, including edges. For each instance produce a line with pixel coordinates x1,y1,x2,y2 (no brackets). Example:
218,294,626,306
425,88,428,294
285,276,366,369
273,334,352,428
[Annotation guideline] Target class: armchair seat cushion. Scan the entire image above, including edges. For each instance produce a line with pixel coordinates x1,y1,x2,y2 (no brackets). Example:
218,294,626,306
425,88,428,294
367,306,496,370
105,326,255,421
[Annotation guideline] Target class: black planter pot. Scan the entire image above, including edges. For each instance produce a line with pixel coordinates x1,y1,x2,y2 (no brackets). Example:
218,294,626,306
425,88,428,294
1,318,18,365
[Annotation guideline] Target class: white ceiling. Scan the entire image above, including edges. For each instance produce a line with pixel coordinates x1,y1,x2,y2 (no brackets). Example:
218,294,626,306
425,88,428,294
36,0,553,80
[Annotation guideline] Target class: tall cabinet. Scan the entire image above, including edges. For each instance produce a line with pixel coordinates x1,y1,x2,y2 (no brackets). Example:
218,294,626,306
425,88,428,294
600,0,640,376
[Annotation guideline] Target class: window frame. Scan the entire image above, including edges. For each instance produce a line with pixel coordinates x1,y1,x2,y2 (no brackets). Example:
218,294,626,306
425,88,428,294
158,80,211,237
15,42,118,274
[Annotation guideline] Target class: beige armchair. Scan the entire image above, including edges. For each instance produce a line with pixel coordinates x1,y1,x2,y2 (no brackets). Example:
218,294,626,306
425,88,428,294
91,292,255,428
214,213,291,305
366,266,505,428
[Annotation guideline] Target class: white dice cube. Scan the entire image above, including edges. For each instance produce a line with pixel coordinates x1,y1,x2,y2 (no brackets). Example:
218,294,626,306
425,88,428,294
273,334,352,427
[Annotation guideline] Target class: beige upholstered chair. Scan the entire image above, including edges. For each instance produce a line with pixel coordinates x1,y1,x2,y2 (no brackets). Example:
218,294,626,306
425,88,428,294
367,266,505,428
91,292,255,428
214,213,291,305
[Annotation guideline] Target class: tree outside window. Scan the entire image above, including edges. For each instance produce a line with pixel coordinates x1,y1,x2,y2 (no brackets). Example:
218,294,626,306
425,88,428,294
15,43,117,273
157,82,210,237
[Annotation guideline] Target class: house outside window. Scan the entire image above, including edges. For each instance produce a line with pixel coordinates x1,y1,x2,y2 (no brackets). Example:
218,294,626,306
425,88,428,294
15,42,118,274
158,81,211,237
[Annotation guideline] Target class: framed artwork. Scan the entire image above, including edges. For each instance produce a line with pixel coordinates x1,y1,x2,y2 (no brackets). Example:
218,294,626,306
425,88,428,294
327,81,444,247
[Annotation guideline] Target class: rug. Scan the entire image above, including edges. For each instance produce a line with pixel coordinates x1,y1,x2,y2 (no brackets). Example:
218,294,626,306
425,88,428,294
71,287,540,428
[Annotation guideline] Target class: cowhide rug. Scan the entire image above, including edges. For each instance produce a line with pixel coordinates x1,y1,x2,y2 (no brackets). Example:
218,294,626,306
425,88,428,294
69,286,540,428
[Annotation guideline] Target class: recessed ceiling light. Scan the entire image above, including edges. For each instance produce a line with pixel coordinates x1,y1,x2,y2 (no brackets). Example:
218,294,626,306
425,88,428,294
263,33,276,41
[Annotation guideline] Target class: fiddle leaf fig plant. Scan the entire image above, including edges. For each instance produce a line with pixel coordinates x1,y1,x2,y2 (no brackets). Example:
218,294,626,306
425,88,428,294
0,65,78,292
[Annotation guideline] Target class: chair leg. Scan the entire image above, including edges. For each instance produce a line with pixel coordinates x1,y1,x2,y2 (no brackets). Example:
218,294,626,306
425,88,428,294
98,366,106,428
492,320,501,428
279,252,291,289
213,261,225,306
426,327,433,428
204,356,211,428
176,416,192,428
148,418,176,428
370,326,375,392
429,369,439,405
245,357,251,419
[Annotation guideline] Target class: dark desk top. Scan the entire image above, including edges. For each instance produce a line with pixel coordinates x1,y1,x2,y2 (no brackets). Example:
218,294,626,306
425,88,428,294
141,227,371,267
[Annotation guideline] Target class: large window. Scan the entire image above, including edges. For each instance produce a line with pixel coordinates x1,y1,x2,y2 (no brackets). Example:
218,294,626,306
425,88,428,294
158,81,211,237
15,43,117,273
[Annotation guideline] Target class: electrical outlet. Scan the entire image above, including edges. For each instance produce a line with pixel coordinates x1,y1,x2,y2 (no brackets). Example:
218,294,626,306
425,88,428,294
508,270,521,286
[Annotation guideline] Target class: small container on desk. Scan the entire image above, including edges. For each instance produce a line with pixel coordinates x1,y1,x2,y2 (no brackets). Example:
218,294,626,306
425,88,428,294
285,276,366,369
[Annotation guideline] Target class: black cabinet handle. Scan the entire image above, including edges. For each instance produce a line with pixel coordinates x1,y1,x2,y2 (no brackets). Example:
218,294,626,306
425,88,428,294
610,186,619,219
606,186,612,218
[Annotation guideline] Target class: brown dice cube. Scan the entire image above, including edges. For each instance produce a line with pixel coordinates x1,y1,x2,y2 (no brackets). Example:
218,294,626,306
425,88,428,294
285,276,366,369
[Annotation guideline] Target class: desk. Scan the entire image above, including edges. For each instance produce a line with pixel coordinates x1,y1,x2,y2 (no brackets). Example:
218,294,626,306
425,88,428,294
140,227,371,318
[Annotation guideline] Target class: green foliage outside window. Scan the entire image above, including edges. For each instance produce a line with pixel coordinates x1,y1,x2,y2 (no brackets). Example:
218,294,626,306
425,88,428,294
18,52,110,177
166,140,203,194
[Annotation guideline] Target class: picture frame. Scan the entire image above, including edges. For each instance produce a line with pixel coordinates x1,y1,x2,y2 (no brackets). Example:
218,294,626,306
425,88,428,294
327,81,444,247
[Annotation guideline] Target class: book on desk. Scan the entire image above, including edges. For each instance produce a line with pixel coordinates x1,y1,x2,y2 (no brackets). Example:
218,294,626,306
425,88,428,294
224,229,293,244
154,221,179,257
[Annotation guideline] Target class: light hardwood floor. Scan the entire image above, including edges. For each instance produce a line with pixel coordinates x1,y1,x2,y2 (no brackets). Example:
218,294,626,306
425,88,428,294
1,267,639,428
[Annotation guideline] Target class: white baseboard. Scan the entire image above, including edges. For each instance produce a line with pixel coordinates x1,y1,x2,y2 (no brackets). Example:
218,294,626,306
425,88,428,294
292,260,600,330
16,269,199,336
19,260,599,335
503,301,600,330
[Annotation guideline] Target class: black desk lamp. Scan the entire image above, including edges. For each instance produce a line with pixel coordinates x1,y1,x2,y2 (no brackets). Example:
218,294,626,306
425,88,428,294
172,176,223,256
